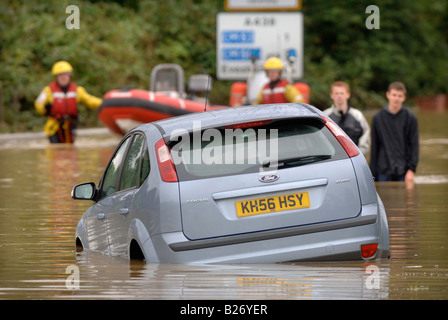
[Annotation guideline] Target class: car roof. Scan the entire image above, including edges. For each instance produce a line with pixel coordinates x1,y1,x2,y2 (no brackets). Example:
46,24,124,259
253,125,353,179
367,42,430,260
139,103,323,139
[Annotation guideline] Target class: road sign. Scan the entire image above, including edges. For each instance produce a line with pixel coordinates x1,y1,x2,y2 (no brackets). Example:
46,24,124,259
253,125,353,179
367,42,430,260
225,0,302,12
216,12,303,80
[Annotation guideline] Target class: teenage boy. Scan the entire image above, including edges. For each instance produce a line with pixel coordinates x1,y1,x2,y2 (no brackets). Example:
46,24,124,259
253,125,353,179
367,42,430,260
370,82,419,182
323,81,370,155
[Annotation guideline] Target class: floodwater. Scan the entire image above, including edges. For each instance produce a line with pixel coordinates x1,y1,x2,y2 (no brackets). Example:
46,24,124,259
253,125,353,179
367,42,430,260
0,111,447,300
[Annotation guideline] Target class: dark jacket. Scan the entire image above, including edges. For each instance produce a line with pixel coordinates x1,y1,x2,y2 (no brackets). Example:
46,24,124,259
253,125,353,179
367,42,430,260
323,105,370,155
370,106,419,178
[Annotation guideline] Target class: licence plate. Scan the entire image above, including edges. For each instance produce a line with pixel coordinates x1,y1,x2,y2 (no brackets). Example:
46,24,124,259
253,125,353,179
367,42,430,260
235,192,310,218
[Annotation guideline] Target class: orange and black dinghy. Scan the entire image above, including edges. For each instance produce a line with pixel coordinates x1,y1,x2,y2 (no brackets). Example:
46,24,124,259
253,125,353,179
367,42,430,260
98,89,226,135
98,64,228,135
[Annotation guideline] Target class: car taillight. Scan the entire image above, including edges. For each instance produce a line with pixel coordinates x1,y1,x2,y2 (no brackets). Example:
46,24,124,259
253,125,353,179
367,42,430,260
155,138,178,182
361,243,378,259
320,115,360,158
225,120,272,130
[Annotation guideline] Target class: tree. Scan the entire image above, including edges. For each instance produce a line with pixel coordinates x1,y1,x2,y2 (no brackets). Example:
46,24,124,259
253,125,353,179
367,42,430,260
0,0,446,132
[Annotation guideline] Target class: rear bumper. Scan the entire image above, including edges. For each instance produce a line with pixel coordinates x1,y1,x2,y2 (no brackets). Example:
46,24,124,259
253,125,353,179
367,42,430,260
170,204,377,252
145,201,389,263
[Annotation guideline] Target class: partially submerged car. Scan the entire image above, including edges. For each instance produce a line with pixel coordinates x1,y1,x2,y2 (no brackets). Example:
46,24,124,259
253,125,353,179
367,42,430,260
72,103,389,263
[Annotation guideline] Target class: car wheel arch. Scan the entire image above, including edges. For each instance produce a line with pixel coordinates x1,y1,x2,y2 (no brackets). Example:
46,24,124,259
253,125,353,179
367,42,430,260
128,218,156,262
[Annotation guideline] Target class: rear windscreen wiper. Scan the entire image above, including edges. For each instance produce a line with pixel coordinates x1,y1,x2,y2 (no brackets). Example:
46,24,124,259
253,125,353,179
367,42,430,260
262,155,332,168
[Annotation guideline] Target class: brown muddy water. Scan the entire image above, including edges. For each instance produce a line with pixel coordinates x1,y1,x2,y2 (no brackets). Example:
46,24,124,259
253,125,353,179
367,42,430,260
0,111,447,300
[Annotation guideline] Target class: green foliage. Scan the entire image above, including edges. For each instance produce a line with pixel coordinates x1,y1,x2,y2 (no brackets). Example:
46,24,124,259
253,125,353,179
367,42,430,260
302,0,448,108
0,0,447,132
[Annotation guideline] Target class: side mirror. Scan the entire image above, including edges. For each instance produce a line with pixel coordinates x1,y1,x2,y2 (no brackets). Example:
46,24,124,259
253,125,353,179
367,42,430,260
188,74,212,93
71,182,97,201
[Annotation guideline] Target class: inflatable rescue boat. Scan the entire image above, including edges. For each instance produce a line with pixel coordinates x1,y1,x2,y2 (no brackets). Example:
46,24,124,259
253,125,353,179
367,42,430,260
98,89,226,135
98,64,228,135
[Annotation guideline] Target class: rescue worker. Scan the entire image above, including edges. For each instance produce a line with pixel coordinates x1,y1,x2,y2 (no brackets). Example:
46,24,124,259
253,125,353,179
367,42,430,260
35,61,102,143
254,57,304,105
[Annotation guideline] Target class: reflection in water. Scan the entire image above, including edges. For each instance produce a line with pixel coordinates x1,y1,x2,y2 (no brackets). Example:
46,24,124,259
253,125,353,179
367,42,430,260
376,182,448,299
377,182,420,261
0,135,118,299
0,111,447,300
53,251,389,300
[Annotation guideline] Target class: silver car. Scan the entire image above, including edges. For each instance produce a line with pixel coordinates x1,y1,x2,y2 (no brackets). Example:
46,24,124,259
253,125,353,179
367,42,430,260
72,103,390,263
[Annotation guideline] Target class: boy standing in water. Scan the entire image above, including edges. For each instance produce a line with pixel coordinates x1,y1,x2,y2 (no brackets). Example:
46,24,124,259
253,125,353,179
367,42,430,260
370,82,419,183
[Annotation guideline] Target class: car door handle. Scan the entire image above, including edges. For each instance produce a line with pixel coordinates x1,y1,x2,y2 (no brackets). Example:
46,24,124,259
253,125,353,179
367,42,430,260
97,212,106,221
120,208,129,218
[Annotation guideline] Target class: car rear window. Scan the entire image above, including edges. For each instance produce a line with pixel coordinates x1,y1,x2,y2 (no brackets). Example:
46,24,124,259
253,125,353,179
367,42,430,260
169,118,348,181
